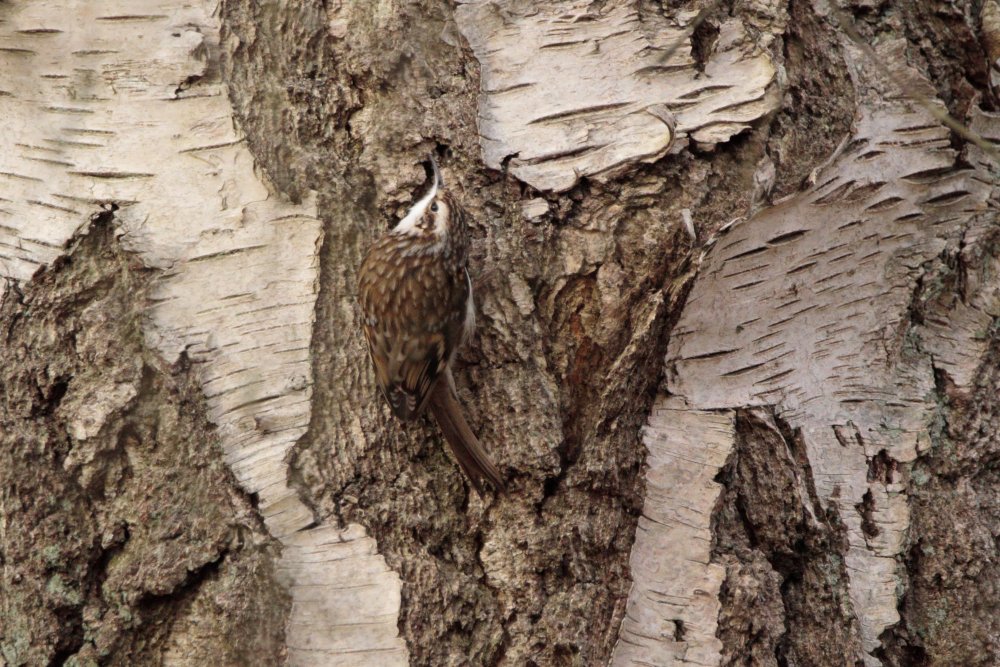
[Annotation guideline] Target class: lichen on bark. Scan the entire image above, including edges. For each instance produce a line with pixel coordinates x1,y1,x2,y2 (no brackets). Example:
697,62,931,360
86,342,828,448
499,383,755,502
0,220,287,666
1,0,997,664
216,0,867,663
713,410,860,667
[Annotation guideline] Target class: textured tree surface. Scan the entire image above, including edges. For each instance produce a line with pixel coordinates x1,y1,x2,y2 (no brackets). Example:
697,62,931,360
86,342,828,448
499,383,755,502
1,1,998,667
0,224,288,665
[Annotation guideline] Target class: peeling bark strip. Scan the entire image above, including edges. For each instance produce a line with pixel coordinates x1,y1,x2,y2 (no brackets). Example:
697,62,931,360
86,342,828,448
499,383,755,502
612,401,733,667
629,40,999,666
0,2,405,664
456,0,784,191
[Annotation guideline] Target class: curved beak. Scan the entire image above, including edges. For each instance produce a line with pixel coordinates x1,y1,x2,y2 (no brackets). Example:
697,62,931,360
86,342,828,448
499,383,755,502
429,154,443,189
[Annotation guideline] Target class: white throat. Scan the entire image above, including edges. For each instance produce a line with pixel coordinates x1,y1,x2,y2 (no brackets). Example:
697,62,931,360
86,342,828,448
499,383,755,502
393,178,439,235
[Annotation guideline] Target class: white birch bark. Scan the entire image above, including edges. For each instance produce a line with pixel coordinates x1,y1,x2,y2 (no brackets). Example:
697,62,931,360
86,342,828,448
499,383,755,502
0,1,405,664
615,38,1000,667
2,0,998,665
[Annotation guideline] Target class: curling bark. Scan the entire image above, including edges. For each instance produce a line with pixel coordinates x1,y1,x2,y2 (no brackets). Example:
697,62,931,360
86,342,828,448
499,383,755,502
1,1,998,666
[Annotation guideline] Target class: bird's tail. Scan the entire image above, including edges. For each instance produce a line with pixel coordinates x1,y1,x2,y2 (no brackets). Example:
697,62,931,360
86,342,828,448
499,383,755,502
429,372,505,495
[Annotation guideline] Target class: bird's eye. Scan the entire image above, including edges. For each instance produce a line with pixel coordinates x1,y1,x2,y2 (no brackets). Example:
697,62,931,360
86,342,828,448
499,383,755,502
430,202,438,213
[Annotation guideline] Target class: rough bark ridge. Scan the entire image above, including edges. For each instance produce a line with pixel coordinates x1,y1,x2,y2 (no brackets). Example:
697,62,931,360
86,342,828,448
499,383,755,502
218,0,805,663
619,21,999,667
0,222,286,665
0,1,404,665
1,0,998,665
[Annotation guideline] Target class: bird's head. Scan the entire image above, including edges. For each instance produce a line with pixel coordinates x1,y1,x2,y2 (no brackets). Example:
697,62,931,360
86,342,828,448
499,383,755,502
394,156,454,239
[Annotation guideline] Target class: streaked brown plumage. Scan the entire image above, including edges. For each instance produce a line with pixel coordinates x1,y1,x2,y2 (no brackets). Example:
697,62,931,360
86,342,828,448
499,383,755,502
357,159,504,494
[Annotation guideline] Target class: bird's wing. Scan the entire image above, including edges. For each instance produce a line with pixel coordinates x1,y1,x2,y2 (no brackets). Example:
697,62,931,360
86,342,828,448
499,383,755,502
358,242,470,421
363,323,447,420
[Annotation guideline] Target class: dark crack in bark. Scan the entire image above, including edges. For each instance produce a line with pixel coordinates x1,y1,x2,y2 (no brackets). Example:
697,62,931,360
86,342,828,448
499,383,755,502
713,409,863,667
0,218,287,666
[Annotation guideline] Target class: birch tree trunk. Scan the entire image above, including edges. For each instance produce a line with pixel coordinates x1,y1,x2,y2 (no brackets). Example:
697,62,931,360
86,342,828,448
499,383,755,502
1,1,998,666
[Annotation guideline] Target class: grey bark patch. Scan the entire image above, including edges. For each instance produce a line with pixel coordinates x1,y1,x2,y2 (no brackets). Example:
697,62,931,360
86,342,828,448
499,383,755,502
612,401,732,666
635,38,999,667
713,409,861,667
220,0,693,663
0,220,286,665
875,225,1000,666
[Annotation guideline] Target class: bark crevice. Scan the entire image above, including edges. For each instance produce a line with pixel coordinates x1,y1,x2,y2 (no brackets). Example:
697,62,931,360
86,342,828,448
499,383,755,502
0,219,286,666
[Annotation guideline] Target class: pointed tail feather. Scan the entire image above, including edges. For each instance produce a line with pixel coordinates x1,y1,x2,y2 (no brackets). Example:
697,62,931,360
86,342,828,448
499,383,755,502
429,374,505,495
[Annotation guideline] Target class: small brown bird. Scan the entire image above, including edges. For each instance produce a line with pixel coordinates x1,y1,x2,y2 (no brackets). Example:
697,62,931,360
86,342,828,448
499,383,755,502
357,158,505,494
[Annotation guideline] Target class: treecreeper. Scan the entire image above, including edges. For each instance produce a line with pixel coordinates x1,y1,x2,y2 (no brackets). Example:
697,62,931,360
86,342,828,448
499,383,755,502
357,157,506,495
